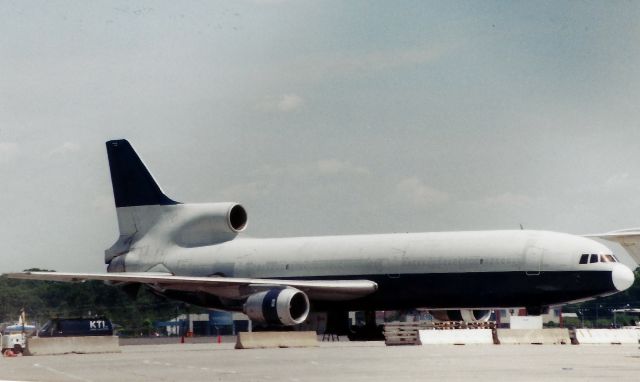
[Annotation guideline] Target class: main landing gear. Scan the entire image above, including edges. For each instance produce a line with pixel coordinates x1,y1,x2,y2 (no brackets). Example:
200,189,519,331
324,310,384,341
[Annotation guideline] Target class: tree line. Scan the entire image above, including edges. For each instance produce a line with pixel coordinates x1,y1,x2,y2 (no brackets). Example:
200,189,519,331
0,269,198,336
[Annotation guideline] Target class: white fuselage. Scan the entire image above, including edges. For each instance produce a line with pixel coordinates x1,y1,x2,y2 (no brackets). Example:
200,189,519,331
111,205,630,311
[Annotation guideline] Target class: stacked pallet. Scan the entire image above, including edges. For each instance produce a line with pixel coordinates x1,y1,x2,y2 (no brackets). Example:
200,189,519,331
383,322,434,346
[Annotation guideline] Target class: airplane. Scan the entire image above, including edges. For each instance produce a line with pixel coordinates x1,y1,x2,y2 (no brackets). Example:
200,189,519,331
8,139,637,335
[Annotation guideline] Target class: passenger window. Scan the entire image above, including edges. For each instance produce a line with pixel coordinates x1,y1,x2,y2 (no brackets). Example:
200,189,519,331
579,254,589,264
590,254,598,263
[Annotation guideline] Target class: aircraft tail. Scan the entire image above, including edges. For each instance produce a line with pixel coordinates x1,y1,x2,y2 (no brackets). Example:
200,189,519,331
105,139,179,264
106,140,178,208
104,139,247,267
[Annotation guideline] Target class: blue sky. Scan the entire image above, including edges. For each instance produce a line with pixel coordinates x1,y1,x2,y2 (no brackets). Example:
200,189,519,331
1,1,639,271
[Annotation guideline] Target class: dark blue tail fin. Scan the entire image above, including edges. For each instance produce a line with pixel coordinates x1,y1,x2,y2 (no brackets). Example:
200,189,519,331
106,140,178,208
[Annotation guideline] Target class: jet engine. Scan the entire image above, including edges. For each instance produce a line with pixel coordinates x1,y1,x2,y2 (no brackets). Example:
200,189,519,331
173,203,248,247
243,288,310,326
429,309,492,322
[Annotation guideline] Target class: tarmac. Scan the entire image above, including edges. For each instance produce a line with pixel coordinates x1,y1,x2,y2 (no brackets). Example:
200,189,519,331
1,339,639,382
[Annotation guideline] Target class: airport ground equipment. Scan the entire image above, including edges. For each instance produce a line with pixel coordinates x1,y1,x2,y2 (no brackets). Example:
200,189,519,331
38,317,113,337
1,332,26,354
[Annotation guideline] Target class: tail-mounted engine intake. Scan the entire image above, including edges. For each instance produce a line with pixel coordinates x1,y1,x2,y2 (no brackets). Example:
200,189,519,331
243,288,310,326
172,203,248,247
429,309,492,323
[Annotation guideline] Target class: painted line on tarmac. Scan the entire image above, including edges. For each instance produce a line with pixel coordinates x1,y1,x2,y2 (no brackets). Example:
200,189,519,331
33,363,92,382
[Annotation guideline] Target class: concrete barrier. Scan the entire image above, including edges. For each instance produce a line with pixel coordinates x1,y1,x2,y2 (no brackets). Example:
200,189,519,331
235,331,318,349
496,329,570,345
26,336,120,356
575,329,640,345
418,329,494,345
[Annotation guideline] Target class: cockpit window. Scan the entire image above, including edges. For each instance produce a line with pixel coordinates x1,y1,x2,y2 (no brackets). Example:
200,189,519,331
579,253,617,264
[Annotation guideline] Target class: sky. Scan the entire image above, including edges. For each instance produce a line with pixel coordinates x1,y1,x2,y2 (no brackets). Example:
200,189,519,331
1,0,640,272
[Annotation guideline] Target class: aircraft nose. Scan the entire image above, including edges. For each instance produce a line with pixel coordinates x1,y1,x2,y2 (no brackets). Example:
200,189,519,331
612,263,635,291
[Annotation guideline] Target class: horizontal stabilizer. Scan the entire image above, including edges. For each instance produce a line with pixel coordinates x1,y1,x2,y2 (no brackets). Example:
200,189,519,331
6,272,378,302
585,228,640,265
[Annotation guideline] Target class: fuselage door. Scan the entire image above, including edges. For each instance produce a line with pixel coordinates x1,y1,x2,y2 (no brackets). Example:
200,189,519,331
524,246,544,276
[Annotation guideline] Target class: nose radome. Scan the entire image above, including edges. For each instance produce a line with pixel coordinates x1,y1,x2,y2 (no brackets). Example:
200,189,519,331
612,263,635,291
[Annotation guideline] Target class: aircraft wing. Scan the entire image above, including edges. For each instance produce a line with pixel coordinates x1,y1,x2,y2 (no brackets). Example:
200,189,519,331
585,228,640,265
6,271,378,301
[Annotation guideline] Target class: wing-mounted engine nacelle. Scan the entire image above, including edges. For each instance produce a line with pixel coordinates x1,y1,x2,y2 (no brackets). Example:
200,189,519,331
172,202,248,247
429,309,492,323
243,288,310,326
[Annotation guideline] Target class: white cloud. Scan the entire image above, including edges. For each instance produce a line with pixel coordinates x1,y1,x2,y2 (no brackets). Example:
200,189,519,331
395,177,450,209
481,192,535,207
316,159,370,176
223,159,370,202
0,142,19,163
275,45,452,84
604,172,631,190
219,181,270,202
254,159,371,179
257,93,304,113
50,142,81,156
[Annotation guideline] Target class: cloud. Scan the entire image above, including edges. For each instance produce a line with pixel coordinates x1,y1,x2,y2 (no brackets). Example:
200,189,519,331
254,159,371,179
316,159,370,176
0,142,19,163
221,159,371,202
257,93,304,113
604,172,631,190
50,142,81,156
395,177,450,209
219,181,270,202
463,192,538,211
278,45,452,84
481,192,535,207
